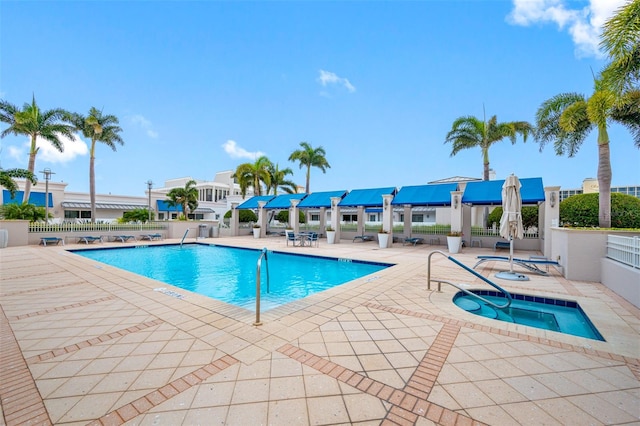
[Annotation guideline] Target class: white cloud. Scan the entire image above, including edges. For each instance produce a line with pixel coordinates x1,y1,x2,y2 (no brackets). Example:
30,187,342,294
507,0,627,58
318,70,356,93
129,114,159,138
222,140,265,160
8,133,88,164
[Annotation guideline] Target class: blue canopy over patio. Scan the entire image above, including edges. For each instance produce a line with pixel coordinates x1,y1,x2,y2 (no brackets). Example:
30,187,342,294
461,177,545,205
2,190,53,207
236,195,276,210
264,193,307,209
391,183,458,206
339,187,396,207
297,190,348,209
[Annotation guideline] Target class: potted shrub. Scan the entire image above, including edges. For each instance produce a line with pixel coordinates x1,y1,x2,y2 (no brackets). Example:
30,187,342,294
378,227,390,249
326,225,336,244
447,231,462,254
252,224,261,239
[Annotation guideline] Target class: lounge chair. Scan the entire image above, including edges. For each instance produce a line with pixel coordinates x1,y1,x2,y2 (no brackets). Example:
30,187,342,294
78,236,103,244
140,233,162,241
112,235,135,242
403,237,424,246
473,255,560,276
494,241,511,251
353,235,375,243
40,237,64,246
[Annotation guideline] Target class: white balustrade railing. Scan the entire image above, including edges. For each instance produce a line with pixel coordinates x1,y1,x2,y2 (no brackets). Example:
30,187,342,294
606,235,640,269
29,222,167,233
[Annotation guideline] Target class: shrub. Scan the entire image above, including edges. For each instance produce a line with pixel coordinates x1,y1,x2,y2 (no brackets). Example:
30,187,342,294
487,206,539,229
0,203,48,221
224,209,258,223
121,208,153,223
274,210,306,225
560,193,640,228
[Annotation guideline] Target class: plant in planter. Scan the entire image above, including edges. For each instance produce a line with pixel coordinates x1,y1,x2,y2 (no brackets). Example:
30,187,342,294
252,224,261,238
446,231,463,253
325,225,336,244
378,227,390,248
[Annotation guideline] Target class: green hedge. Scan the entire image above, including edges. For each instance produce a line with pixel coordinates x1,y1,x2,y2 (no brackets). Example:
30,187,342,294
224,209,258,223
487,206,538,229
560,193,640,228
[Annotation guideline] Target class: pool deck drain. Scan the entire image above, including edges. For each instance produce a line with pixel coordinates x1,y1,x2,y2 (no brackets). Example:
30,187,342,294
0,236,638,425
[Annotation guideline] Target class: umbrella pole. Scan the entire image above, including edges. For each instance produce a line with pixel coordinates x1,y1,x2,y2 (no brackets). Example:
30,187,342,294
509,235,514,273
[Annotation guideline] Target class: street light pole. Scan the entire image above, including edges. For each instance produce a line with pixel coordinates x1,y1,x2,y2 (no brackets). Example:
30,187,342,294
39,168,55,224
146,180,153,222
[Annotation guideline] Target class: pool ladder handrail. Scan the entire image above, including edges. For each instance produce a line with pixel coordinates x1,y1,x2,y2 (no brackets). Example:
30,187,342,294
179,228,190,246
427,250,512,309
254,247,270,326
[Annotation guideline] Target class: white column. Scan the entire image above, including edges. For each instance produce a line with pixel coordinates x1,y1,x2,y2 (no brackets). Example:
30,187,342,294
403,205,412,237
257,201,267,238
543,186,560,258
319,207,326,234
381,194,394,247
231,202,239,236
290,199,301,233
330,196,342,243
450,191,463,233
357,206,365,235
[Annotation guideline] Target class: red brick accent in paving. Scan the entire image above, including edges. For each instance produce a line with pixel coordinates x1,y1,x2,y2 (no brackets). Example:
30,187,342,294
277,343,484,425
0,305,52,426
363,302,640,366
87,355,239,426
0,281,84,298
8,295,117,320
628,363,640,381
25,318,165,363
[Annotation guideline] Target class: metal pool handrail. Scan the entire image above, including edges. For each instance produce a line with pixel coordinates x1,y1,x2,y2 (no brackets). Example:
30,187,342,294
180,228,190,246
254,247,270,326
427,250,512,309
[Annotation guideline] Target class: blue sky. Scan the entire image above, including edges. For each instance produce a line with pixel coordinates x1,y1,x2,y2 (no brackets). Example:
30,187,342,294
1,0,638,197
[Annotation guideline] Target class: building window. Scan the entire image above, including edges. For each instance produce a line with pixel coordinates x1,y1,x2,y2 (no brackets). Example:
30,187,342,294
311,214,319,221
412,214,424,222
64,210,79,219
205,189,213,201
80,211,91,219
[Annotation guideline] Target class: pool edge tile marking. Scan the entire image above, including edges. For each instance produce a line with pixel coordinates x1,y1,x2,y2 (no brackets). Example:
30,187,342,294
8,295,117,320
25,318,164,363
0,281,86,298
0,305,53,426
86,355,239,426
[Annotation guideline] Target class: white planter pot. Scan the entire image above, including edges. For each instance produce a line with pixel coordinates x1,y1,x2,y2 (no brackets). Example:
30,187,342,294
0,229,8,248
253,228,261,238
326,231,336,244
378,233,390,249
447,236,462,254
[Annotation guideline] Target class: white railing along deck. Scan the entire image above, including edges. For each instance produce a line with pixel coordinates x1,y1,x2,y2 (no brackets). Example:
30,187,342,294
29,222,167,233
606,235,640,269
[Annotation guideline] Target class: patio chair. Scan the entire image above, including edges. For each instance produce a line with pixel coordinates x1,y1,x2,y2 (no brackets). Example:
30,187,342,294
112,235,135,242
78,236,103,244
39,237,64,246
473,255,560,276
140,233,162,241
353,234,375,243
286,230,302,247
403,237,424,246
307,232,319,247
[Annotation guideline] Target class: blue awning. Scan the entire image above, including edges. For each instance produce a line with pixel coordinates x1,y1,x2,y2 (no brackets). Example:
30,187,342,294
156,200,181,212
365,208,383,213
297,190,348,209
461,177,545,205
391,183,458,206
339,187,396,207
264,193,307,209
2,190,52,207
236,195,276,209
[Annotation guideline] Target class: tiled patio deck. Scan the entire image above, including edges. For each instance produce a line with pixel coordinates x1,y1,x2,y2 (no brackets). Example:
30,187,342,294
1,236,638,425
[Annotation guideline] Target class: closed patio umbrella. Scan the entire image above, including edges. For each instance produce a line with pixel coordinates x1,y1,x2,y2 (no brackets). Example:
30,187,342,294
496,174,529,281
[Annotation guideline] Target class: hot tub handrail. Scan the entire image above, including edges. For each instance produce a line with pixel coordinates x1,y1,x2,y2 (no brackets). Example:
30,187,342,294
254,247,269,326
427,250,512,309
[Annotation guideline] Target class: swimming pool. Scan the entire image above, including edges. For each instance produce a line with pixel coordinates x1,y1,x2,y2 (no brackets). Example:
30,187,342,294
453,290,604,341
73,244,391,310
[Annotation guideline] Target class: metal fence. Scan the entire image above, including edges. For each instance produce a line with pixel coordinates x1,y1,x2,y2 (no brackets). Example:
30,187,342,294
29,222,167,233
606,235,640,269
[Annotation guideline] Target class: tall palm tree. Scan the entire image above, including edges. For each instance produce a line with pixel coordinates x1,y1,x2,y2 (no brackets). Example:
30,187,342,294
267,163,297,195
600,0,640,93
166,179,199,219
0,168,37,199
535,77,640,228
232,156,272,197
0,96,74,203
288,142,330,194
444,114,533,180
67,107,124,223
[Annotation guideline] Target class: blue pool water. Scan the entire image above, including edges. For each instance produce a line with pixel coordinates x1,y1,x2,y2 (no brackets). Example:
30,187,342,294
453,290,604,341
73,244,391,310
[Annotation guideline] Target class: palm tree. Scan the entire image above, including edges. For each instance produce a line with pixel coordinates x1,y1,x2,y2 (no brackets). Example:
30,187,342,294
288,142,330,194
232,156,272,197
0,96,74,203
67,107,124,223
166,180,199,219
267,163,297,195
0,168,37,199
535,77,640,228
444,114,534,180
600,0,640,93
